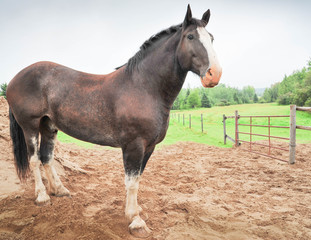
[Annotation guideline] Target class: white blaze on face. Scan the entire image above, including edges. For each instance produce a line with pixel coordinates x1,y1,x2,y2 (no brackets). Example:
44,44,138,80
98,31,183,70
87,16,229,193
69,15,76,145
197,27,221,72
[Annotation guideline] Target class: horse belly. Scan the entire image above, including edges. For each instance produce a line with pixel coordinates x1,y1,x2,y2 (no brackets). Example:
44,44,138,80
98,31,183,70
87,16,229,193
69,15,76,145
57,121,119,147
51,104,119,147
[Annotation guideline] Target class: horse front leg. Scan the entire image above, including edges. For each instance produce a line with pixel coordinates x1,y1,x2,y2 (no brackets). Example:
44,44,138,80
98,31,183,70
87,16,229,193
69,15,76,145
122,139,151,238
125,174,150,237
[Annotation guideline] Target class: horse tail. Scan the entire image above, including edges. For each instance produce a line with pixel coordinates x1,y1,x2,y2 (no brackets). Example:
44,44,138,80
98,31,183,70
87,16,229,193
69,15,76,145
9,109,29,180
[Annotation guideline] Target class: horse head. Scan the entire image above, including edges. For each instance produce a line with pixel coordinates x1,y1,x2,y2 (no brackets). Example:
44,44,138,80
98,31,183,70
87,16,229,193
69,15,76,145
177,5,222,88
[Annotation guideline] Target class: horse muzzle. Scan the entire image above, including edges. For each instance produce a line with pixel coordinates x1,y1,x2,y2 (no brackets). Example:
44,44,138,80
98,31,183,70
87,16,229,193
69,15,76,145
200,65,222,88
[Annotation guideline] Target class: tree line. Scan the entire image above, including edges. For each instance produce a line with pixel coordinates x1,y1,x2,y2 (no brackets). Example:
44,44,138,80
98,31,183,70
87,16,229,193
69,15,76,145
262,59,311,107
173,58,311,110
172,84,259,110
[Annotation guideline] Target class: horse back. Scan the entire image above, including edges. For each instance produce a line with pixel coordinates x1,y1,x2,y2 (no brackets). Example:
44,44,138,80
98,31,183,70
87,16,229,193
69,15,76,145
7,62,118,145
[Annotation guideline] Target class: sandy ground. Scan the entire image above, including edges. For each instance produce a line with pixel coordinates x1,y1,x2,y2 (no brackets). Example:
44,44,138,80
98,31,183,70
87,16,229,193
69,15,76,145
1,96,311,240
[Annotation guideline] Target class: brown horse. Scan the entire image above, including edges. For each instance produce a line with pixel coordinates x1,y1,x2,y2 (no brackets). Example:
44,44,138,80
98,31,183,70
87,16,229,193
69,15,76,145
6,5,221,237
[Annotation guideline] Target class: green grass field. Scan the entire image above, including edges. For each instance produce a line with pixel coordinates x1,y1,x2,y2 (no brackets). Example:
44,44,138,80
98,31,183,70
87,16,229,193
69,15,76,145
57,103,311,148
57,132,94,148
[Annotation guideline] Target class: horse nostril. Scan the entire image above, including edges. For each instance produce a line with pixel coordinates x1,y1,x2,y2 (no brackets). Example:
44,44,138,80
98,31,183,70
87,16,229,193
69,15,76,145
208,68,213,76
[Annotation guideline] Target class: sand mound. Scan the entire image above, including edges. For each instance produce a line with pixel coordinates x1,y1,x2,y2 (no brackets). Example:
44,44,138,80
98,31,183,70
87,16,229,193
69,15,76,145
1,96,311,240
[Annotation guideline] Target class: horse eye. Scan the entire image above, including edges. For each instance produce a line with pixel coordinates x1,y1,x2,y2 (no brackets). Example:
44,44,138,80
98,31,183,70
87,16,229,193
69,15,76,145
187,34,194,40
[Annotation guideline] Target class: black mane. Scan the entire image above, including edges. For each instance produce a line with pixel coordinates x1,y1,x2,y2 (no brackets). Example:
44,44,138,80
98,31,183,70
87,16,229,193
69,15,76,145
116,24,182,72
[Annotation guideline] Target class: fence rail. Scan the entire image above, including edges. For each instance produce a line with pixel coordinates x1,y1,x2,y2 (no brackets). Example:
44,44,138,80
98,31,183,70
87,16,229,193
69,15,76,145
223,105,311,164
238,131,290,140
238,123,290,129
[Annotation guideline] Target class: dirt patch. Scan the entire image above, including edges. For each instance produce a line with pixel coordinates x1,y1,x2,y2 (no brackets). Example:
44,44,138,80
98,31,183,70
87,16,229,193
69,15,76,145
1,96,311,240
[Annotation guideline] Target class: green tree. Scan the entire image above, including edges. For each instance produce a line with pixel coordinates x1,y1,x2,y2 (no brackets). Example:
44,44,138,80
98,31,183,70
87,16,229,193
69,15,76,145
208,84,234,105
233,91,241,104
201,92,211,108
242,86,255,102
185,88,190,100
270,83,279,102
187,91,200,108
275,60,311,105
253,93,258,103
241,94,250,103
277,92,293,105
172,93,182,110
278,68,307,98
263,83,280,103
305,97,311,107
206,97,212,108
0,83,7,99
293,71,311,106
182,88,191,108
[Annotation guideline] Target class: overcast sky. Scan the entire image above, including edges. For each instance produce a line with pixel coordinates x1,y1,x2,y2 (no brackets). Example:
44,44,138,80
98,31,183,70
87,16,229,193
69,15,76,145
0,0,310,89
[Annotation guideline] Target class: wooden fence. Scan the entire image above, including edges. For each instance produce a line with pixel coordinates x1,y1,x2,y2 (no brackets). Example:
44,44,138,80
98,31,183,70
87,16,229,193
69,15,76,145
223,105,311,164
171,113,205,133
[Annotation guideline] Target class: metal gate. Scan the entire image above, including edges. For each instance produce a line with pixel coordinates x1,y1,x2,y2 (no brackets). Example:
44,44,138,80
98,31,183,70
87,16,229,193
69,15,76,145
223,105,311,164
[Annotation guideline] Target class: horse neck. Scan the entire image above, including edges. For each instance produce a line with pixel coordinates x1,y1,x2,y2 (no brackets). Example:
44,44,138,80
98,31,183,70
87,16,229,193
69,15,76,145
137,33,187,108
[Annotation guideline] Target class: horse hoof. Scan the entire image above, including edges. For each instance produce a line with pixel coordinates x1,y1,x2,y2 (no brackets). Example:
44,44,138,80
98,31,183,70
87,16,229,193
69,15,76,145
35,192,51,206
53,186,71,197
129,226,151,238
35,199,50,206
129,216,151,238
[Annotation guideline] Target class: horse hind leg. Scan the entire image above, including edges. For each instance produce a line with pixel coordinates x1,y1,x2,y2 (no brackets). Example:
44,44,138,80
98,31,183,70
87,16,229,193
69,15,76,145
40,117,70,197
24,130,50,205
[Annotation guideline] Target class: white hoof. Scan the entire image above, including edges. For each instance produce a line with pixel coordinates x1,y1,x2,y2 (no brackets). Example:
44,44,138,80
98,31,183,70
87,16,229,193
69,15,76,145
129,216,151,238
35,191,50,206
53,186,71,197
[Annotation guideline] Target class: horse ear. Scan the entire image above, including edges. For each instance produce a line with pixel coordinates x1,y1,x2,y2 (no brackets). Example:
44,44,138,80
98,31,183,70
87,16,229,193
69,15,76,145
202,9,211,26
183,4,192,29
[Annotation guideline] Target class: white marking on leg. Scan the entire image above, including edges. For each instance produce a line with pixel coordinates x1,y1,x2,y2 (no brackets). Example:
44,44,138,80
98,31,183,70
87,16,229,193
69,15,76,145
125,174,151,237
44,160,70,197
29,137,50,204
197,27,221,70
125,174,140,220
43,138,70,197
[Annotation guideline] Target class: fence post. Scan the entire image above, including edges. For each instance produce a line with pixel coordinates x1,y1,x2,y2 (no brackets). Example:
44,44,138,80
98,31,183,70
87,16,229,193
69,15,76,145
183,114,185,126
235,110,240,147
189,114,191,129
223,114,227,144
178,113,180,123
289,105,296,164
201,114,203,133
